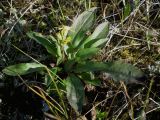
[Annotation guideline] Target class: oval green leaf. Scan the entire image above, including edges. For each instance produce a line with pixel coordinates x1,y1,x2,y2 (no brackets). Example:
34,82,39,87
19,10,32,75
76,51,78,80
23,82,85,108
2,63,45,76
68,7,97,48
74,61,144,83
80,72,101,86
27,32,57,57
76,47,99,60
84,22,109,48
66,74,85,113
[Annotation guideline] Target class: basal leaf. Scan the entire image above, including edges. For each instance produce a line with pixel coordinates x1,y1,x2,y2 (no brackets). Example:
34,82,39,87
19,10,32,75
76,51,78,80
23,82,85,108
74,61,144,83
84,22,109,48
104,61,144,82
2,63,45,76
68,7,97,48
74,61,107,72
88,38,108,48
76,48,99,60
80,72,101,86
64,59,77,72
66,74,85,113
84,79,101,86
87,22,109,41
27,32,57,57
48,35,63,65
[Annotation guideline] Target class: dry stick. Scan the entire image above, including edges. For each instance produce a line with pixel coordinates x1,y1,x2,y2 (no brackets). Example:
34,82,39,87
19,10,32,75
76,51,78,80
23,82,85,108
106,43,141,54
12,44,64,84
56,0,65,20
143,83,160,100
34,86,65,114
134,107,160,120
84,84,146,120
18,73,68,119
114,33,160,45
105,84,122,119
134,97,160,120
106,30,160,58
149,8,160,28
114,89,144,120
111,0,121,24
3,0,39,55
12,44,68,118
44,112,60,120
103,0,150,62
149,98,160,106
6,0,38,41
116,84,143,120
106,1,141,60
102,4,121,25
104,0,145,59
116,80,157,120
115,81,160,119
84,91,123,117
104,0,146,49
120,81,134,120
17,75,65,116
143,78,154,109
37,86,57,114
112,14,134,47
